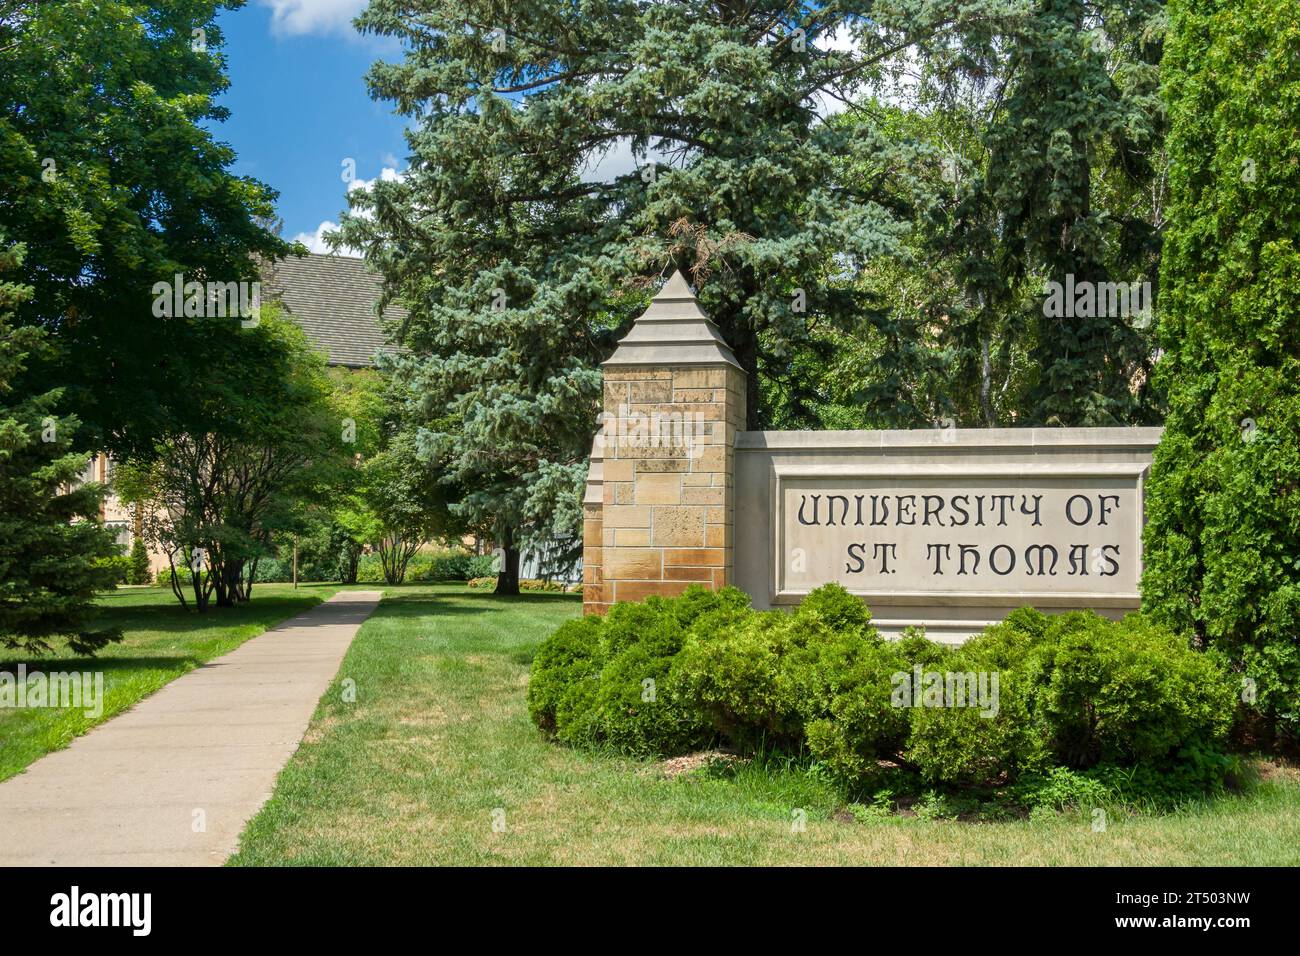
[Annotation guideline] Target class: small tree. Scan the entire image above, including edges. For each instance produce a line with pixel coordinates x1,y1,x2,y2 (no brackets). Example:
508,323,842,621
360,432,455,585
0,240,120,654
118,308,350,609
1142,0,1300,747
127,536,151,585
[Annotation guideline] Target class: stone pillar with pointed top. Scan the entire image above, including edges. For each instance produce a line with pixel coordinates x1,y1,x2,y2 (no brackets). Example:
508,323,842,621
582,271,746,614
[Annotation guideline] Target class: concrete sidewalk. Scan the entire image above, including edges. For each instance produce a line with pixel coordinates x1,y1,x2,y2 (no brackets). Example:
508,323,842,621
0,590,381,866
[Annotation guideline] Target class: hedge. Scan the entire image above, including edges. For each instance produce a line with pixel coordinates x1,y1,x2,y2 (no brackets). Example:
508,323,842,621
528,585,1239,804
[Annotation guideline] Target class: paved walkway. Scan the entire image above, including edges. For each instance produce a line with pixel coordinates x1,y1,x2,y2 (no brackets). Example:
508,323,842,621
0,590,381,866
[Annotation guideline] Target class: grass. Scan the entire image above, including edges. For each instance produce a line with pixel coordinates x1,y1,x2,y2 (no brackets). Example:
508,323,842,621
230,584,1300,866
0,582,341,782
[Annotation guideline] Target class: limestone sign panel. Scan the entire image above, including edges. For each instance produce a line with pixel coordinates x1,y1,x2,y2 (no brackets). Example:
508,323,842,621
732,428,1162,640
777,469,1142,600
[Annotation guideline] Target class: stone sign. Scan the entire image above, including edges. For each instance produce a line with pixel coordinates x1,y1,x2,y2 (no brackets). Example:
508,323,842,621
780,476,1139,595
583,272,1162,641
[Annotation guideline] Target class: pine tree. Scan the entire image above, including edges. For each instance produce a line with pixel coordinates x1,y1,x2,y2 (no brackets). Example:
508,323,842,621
1142,0,1300,746
0,241,120,654
339,0,1033,589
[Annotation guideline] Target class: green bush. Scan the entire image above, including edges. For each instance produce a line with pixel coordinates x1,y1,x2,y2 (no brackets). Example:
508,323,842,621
155,565,193,589
127,538,151,585
253,557,291,583
908,669,1046,787
526,616,603,737
93,554,131,586
355,553,385,583
671,610,796,747
468,576,569,591
529,586,747,754
528,585,1240,804
906,610,1236,787
588,601,708,755
1031,612,1236,767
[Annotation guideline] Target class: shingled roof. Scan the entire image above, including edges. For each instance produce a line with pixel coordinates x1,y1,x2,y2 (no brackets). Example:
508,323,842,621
264,253,406,368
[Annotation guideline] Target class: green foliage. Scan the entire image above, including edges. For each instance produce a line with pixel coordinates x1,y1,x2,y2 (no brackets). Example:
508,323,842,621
115,309,351,609
339,0,1173,574
1013,767,1113,812
127,538,151,585
908,611,1236,787
672,610,796,747
1142,0,1300,750
468,576,568,592
1030,613,1236,767
94,555,133,586
530,586,1239,807
0,1,291,458
528,586,749,753
0,240,120,654
526,616,604,735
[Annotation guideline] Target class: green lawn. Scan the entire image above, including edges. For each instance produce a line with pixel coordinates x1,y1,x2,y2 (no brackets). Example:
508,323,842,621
0,582,341,782
230,584,1300,866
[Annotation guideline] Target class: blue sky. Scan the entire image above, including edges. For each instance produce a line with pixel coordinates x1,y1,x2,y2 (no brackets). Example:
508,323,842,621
212,1,406,254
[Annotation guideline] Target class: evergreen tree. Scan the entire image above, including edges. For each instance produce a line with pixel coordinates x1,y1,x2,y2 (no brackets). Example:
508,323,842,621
128,536,151,585
340,0,1034,589
979,0,1166,426
0,240,120,654
1142,0,1300,746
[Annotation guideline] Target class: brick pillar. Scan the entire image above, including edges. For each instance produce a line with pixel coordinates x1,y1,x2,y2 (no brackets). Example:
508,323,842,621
583,271,745,612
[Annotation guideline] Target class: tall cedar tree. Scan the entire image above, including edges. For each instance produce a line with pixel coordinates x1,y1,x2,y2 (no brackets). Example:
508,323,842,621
1142,0,1300,747
0,1,291,458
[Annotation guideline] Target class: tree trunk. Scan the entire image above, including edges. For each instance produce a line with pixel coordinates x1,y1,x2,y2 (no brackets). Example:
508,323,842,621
340,541,360,584
495,527,520,595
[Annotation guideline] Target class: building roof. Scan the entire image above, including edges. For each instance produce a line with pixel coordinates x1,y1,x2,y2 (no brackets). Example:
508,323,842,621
264,253,406,368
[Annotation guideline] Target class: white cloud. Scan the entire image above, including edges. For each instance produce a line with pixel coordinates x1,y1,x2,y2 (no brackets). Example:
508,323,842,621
580,137,676,184
291,166,402,257
257,0,368,38
292,220,360,256
346,166,402,193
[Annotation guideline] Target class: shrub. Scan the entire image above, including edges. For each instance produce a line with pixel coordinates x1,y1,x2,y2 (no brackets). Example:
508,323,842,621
527,617,603,736
468,576,568,591
1013,767,1112,812
528,586,1240,805
1142,0,1300,750
804,641,914,785
253,558,290,583
1031,612,1236,767
155,565,192,589
529,586,745,754
93,554,131,586
588,600,709,755
672,610,795,747
356,553,385,583
127,538,151,585
907,667,1047,787
906,610,1236,786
